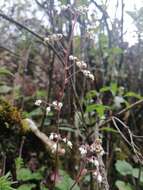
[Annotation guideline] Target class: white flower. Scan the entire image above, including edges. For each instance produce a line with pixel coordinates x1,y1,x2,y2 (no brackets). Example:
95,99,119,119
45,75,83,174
35,99,42,106
44,37,50,43
52,34,58,41
62,138,73,149
49,133,59,140
62,137,67,143
69,55,74,60
99,150,105,156
97,174,102,183
81,61,87,69
77,6,89,15
88,73,94,80
67,4,71,8
46,106,51,115
76,61,82,68
79,145,87,156
88,156,99,167
67,140,73,149
44,34,63,43
58,102,63,109
69,55,77,61
49,133,54,140
82,70,90,76
61,5,67,10
52,100,58,106
81,70,94,80
93,171,98,177
52,101,63,109
93,159,99,167
51,143,58,153
114,96,125,109
57,33,63,39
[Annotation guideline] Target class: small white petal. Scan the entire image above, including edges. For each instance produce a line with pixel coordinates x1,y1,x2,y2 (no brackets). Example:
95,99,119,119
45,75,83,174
61,5,67,10
99,150,105,156
62,137,67,143
97,174,102,183
35,99,42,106
67,140,73,148
81,62,87,69
58,102,63,109
69,55,74,60
52,100,58,106
57,33,63,39
93,171,98,177
88,73,94,80
114,96,125,109
46,106,51,115
76,61,82,68
94,159,99,167
49,133,54,140
51,143,58,153
44,37,50,43
79,146,87,155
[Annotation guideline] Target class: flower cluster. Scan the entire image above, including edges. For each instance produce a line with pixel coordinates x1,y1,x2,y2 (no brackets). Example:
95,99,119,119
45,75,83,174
76,5,89,15
69,55,94,80
61,4,71,11
34,100,63,114
35,99,42,106
44,33,63,43
62,137,73,148
61,4,88,15
49,133,61,141
90,139,105,156
48,133,73,153
93,171,103,183
82,70,94,81
78,138,104,183
52,100,63,110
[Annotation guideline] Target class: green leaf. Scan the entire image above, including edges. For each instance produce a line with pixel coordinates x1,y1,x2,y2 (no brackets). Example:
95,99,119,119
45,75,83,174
55,170,80,190
115,160,133,176
111,47,123,55
124,92,142,99
99,33,108,49
115,180,134,190
17,168,33,181
17,184,36,190
85,90,97,100
0,172,16,190
15,157,24,171
86,104,110,118
100,83,118,96
28,108,43,117
40,184,49,190
111,83,118,95
36,90,47,98
0,67,14,77
132,168,143,182
31,172,43,180
0,85,12,93
100,86,111,93
17,168,43,181
100,127,118,133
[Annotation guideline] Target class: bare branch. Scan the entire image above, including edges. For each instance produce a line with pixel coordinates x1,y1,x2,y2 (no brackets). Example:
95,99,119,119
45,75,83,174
88,99,143,138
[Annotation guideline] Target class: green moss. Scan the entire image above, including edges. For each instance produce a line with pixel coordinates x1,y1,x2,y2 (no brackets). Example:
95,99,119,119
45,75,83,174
0,99,21,128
